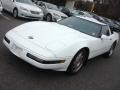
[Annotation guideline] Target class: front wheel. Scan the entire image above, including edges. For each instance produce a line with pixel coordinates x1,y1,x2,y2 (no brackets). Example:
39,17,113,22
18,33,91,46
13,9,18,18
67,49,88,74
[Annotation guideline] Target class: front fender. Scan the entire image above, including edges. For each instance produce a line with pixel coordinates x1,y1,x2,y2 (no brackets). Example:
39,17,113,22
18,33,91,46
55,41,89,59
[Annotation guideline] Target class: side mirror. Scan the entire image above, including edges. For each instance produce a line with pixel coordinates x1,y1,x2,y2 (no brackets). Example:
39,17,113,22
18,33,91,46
101,34,108,40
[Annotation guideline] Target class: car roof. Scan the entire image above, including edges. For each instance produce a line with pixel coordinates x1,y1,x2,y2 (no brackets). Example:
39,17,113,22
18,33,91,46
76,15,107,26
39,1,56,6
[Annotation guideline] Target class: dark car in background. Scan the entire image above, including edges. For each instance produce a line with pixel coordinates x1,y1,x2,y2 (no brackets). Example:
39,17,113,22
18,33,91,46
60,7,71,17
70,10,93,18
103,17,120,32
88,12,120,32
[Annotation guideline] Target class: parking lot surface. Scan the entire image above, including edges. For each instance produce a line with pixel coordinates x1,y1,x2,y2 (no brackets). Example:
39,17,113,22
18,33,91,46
0,11,120,90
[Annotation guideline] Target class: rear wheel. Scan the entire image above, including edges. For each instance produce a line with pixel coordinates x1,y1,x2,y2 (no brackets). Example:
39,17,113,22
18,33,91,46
104,43,116,57
13,8,18,18
67,49,88,74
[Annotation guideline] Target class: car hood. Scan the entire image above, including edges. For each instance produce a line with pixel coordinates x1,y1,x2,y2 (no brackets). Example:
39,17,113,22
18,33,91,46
12,21,94,54
16,2,42,12
48,9,68,17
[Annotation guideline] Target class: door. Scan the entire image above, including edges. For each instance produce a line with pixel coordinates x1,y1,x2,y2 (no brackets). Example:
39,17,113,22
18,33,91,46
100,26,113,53
1,0,7,10
89,26,112,58
7,0,15,12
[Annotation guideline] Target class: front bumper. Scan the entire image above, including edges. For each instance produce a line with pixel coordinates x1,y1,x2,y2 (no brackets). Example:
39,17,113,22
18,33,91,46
3,32,71,71
18,9,44,20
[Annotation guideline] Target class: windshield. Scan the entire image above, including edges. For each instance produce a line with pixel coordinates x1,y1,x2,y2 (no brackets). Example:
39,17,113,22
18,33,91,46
16,0,33,5
46,3,59,10
58,17,102,38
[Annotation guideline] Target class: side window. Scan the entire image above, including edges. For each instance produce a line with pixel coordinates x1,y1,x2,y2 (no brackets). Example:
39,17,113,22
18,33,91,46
101,26,110,36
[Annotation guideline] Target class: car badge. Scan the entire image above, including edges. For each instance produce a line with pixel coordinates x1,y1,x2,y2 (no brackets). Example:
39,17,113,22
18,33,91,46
28,36,34,39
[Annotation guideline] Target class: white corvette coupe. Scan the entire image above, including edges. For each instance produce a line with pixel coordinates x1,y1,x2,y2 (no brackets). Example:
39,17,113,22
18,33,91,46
3,16,119,74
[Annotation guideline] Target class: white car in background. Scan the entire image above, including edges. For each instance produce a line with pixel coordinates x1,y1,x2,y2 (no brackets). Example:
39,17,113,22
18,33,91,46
0,0,3,14
1,0,44,20
35,1,68,22
3,16,119,74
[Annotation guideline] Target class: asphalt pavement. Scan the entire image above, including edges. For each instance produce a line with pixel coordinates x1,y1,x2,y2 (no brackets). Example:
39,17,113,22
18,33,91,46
0,11,120,90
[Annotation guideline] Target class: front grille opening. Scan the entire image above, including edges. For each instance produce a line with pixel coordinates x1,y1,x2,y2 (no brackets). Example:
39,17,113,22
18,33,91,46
26,53,65,64
31,11,40,15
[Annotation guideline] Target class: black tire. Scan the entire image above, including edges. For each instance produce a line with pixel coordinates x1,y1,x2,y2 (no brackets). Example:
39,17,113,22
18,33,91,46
104,43,116,57
66,49,88,74
46,14,52,22
13,8,18,18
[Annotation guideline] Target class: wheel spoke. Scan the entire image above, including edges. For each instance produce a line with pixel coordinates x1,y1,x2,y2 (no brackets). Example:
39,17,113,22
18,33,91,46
13,10,17,18
72,51,85,72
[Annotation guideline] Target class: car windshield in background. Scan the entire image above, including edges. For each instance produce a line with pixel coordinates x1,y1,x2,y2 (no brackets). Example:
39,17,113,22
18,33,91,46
58,17,102,38
16,0,33,5
46,3,59,10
